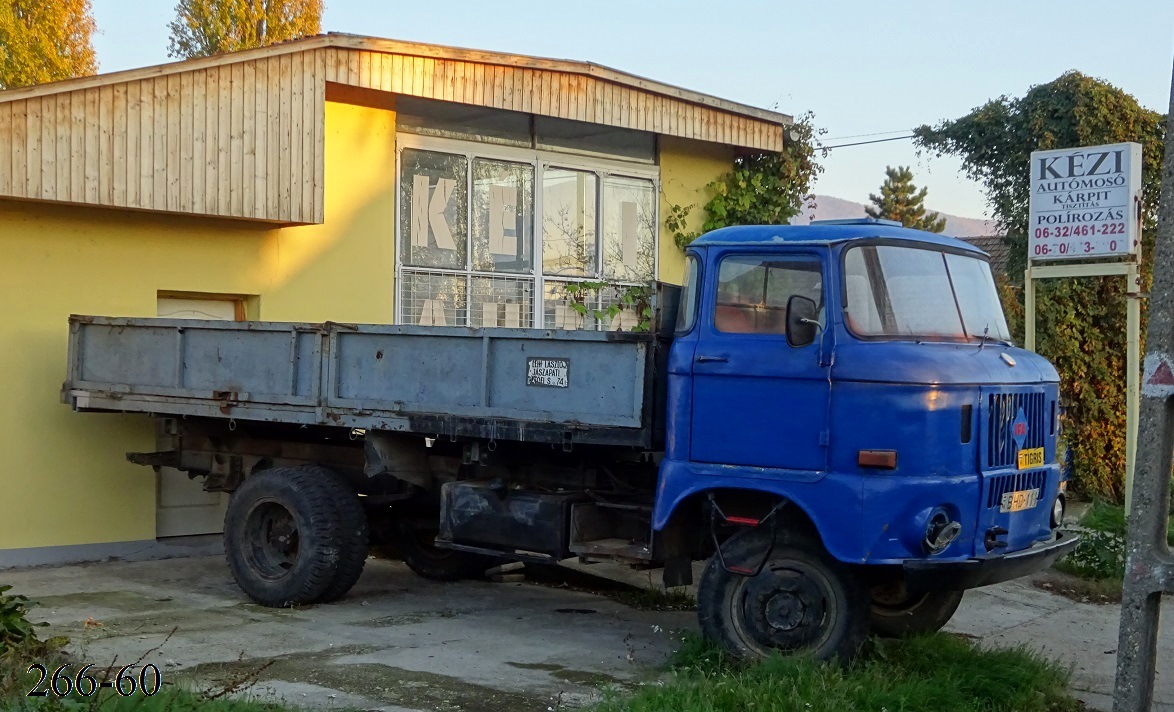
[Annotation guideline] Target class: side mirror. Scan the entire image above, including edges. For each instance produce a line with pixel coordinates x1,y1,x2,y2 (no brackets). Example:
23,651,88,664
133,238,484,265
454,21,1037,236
786,295,819,348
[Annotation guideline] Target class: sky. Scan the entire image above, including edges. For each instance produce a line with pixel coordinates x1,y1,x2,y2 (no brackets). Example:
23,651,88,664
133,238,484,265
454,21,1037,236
89,0,1174,221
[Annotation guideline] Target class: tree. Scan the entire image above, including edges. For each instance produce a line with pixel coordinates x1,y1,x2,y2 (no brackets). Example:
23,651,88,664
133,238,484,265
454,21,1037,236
168,0,324,59
916,71,1165,502
864,165,946,232
0,0,97,90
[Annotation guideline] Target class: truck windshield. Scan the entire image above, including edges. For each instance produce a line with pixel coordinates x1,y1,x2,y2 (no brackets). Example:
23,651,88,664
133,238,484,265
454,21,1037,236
843,244,1011,343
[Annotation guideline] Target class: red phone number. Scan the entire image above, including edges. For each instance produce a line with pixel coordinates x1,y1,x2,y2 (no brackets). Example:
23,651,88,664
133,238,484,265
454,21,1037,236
1033,223,1125,239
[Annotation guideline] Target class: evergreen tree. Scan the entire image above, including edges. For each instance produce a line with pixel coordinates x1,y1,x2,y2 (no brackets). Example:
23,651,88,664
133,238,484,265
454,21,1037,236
0,0,97,89
168,0,324,59
864,165,947,233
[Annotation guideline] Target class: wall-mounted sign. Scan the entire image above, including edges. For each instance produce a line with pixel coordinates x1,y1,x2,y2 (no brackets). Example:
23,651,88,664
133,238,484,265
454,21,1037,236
1028,142,1141,261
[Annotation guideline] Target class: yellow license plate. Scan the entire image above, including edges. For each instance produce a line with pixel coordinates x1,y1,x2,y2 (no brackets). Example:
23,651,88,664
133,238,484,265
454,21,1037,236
1017,447,1045,469
1000,488,1040,513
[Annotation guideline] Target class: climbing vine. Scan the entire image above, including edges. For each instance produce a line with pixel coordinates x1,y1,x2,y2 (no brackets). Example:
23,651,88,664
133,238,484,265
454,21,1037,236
916,71,1165,502
669,111,825,249
560,282,653,332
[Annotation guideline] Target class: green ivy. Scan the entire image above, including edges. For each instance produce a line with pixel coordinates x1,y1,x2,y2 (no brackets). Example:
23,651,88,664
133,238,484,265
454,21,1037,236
560,282,653,332
0,585,49,654
916,71,1165,502
669,112,825,249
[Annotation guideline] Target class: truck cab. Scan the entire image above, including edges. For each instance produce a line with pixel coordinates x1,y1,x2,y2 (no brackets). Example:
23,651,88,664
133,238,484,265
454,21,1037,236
657,220,1077,659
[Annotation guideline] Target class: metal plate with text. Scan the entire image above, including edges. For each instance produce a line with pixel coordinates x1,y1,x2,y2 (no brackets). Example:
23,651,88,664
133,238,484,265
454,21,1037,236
527,358,569,388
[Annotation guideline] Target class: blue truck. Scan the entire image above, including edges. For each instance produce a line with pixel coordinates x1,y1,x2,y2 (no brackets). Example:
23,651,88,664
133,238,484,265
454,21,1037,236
63,219,1077,661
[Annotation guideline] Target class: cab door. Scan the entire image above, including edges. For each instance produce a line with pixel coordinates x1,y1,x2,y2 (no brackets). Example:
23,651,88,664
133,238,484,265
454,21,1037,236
689,251,830,472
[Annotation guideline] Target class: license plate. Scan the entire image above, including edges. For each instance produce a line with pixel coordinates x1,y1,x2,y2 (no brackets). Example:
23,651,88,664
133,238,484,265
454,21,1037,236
1000,488,1040,513
1017,447,1045,469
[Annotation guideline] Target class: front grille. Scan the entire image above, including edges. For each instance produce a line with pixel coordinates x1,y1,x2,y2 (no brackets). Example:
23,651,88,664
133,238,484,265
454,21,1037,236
986,470,1047,509
985,390,1047,470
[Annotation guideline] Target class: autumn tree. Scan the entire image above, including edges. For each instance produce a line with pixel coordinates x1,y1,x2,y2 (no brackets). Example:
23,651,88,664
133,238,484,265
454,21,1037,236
916,71,1165,501
0,0,97,90
864,165,946,232
167,0,324,59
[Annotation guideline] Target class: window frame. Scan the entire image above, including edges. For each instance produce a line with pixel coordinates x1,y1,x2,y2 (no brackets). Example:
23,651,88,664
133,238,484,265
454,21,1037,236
709,251,826,339
838,238,1001,344
394,133,660,329
675,252,703,335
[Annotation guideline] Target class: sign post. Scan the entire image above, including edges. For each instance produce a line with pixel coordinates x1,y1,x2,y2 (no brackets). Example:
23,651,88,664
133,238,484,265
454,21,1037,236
1023,142,1144,510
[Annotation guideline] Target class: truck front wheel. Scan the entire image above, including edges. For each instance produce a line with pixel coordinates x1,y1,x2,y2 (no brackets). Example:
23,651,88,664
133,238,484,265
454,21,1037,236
869,584,964,638
394,519,496,582
224,467,343,607
697,531,868,662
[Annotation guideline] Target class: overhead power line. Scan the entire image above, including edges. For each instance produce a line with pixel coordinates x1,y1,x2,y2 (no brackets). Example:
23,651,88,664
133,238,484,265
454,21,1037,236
821,134,916,150
822,129,914,142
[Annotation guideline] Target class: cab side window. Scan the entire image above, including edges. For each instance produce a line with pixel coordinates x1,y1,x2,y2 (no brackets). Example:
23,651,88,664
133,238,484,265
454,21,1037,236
714,255,823,335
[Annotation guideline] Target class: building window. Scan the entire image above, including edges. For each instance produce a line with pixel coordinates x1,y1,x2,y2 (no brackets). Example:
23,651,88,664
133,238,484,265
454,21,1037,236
397,138,657,330
542,168,597,278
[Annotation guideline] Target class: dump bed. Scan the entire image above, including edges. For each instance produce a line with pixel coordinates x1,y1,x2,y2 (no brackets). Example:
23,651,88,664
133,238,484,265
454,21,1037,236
63,316,663,448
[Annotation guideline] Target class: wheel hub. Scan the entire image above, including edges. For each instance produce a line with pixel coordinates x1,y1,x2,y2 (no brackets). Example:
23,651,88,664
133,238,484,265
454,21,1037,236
244,501,301,580
738,565,832,651
765,591,806,631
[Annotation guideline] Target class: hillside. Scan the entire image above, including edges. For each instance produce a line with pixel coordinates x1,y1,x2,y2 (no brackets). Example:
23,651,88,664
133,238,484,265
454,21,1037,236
789,195,997,238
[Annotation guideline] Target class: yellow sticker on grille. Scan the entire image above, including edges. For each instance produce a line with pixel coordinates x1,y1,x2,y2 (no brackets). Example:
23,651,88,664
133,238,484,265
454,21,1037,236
1017,447,1044,470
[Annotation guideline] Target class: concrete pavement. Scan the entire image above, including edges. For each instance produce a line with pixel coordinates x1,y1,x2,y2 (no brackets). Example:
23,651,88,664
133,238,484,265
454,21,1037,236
2,553,1170,710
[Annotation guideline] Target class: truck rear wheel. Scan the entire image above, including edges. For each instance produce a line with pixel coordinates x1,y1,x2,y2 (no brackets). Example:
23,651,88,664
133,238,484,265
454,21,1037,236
869,584,964,638
395,520,495,582
310,467,369,604
697,531,868,662
224,467,343,607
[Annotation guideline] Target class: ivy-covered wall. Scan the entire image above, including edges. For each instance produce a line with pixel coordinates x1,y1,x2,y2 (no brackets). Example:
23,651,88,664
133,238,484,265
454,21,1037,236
657,136,736,285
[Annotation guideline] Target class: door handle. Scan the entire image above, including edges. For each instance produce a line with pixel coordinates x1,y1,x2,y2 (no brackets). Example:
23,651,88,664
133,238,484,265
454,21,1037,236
696,355,728,363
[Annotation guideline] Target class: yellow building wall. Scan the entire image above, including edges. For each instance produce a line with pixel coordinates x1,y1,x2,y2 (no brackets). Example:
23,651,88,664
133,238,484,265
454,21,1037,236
0,99,730,555
0,100,396,553
657,136,735,285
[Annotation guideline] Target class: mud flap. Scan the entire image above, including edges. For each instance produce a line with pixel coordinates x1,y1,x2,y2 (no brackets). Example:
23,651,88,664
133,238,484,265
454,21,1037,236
708,493,789,577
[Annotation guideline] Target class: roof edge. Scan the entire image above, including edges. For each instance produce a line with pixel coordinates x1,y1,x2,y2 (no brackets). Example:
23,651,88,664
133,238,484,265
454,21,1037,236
0,33,792,128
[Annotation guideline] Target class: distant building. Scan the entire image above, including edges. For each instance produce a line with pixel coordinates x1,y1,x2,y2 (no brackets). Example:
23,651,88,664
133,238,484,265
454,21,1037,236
961,236,1011,278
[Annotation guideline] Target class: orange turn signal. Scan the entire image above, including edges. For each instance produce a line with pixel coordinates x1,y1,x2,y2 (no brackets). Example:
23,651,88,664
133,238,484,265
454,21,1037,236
858,450,897,469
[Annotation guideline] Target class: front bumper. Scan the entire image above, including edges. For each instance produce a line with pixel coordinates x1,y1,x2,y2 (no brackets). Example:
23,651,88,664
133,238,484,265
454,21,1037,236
902,531,1079,591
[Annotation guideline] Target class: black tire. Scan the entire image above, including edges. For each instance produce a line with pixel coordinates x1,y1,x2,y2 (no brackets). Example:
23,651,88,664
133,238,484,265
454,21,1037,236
697,530,869,662
224,467,342,607
394,519,496,582
869,584,964,638
310,468,370,604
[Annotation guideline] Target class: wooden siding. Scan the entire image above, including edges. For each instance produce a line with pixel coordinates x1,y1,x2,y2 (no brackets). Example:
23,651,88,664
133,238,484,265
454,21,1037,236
0,39,786,224
319,48,782,151
0,57,325,223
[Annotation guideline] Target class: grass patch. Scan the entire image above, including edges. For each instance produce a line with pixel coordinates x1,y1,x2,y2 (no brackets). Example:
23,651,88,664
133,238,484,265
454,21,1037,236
590,633,1080,712
1053,500,1174,582
0,686,303,711
1079,500,1174,546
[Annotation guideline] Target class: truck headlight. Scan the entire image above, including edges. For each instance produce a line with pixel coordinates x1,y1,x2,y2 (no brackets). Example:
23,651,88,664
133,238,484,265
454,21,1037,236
1051,494,1066,529
923,509,962,555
